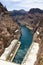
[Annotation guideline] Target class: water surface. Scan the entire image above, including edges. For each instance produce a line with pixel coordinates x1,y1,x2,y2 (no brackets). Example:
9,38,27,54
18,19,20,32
13,26,33,64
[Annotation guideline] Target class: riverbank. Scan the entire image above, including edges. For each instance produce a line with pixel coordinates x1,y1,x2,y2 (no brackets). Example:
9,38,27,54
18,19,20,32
26,25,33,31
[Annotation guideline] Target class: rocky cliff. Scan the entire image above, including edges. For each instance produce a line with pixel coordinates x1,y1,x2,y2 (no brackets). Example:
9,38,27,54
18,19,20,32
0,3,21,56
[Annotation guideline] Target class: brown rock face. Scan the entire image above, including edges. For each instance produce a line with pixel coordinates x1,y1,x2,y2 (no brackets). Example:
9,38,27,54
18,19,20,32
0,3,21,56
0,41,4,56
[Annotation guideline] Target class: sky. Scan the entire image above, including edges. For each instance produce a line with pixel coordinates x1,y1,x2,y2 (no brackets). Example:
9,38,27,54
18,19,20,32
0,0,43,11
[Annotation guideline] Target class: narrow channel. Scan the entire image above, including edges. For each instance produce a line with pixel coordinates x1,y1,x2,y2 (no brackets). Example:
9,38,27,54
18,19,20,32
13,25,33,64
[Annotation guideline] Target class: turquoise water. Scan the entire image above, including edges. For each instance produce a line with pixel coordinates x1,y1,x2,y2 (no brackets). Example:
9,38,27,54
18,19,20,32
13,26,33,64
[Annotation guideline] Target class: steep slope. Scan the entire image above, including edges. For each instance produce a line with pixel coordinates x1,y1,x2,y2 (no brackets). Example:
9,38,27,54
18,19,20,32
34,18,43,65
0,3,21,56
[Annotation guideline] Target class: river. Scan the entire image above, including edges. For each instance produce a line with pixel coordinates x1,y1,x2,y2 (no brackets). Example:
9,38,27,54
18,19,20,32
13,25,33,64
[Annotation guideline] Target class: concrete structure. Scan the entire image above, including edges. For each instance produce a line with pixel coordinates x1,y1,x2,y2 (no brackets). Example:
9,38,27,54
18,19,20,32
0,40,39,65
22,42,39,65
0,60,20,65
0,39,21,61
